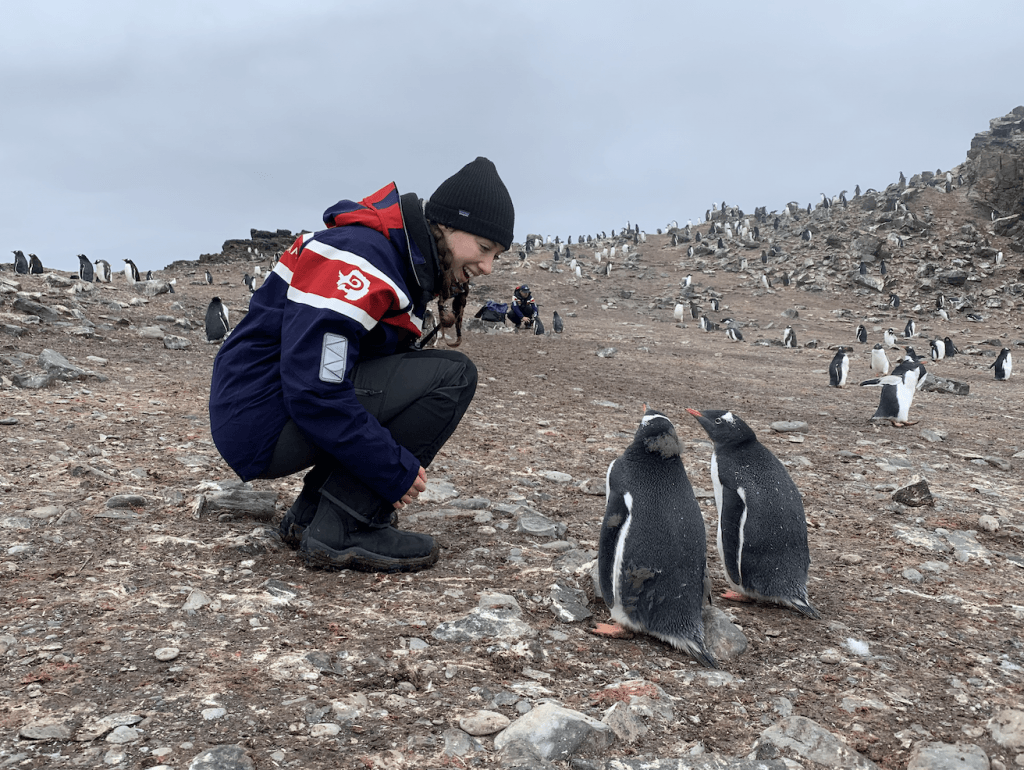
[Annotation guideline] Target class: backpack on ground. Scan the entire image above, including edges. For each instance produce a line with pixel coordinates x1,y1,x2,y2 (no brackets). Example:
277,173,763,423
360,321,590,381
475,300,508,323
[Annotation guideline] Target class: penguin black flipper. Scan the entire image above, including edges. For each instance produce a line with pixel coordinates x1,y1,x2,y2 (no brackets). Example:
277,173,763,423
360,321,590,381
716,480,745,590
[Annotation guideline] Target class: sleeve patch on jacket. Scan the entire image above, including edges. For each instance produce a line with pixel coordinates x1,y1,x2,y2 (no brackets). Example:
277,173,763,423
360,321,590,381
319,333,349,383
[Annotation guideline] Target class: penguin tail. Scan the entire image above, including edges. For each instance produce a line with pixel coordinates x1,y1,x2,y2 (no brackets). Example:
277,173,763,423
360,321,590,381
784,596,821,620
682,640,720,670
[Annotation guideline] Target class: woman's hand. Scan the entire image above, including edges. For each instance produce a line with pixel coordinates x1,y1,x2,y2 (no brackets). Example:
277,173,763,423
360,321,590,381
394,466,428,509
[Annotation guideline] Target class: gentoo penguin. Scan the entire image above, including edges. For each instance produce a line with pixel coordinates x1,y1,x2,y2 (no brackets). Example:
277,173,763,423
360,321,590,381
94,259,112,283
205,269,213,285
574,265,582,278
123,258,140,284
687,246,695,257
903,346,924,363
943,337,957,358
889,294,901,310
533,316,545,335
856,324,868,344
860,359,926,426
596,408,717,667
761,250,768,264
145,270,153,280
858,262,867,276
28,254,44,274
688,303,700,320
782,326,796,348
884,328,899,349
761,274,772,290
829,349,849,387
699,315,711,332
12,250,29,274
870,343,890,375
781,273,791,287
204,297,230,342
673,303,685,322
552,312,564,333
710,298,721,312
879,260,887,276
903,319,916,339
801,229,812,242
990,348,1012,380
685,408,819,619
76,254,94,282
725,327,743,342
683,274,692,288
930,339,945,361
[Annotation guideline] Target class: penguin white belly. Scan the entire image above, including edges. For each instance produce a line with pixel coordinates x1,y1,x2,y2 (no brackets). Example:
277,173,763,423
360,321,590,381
608,492,634,626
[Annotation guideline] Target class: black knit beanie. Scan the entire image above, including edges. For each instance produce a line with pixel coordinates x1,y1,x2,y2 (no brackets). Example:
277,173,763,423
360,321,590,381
425,157,515,250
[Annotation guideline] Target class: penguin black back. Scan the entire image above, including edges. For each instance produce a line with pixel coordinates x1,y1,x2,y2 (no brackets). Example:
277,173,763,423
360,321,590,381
77,254,94,282
205,297,230,342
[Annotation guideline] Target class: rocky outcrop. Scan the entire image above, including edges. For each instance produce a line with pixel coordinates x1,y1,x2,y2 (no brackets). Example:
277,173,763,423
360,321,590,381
965,106,1024,220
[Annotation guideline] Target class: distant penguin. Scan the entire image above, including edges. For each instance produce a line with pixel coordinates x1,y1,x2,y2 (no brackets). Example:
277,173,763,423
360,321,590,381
903,346,924,363
533,316,545,335
860,359,925,426
943,337,957,358
205,269,213,285
884,328,899,349
685,408,819,619
781,272,791,287
13,250,29,274
699,315,711,332
687,246,695,257
761,250,768,264
688,303,700,320
930,339,945,361
205,297,230,342
94,259,112,283
990,348,1012,380
870,344,890,375
28,254,44,274
879,260,887,276
683,274,692,288
145,270,153,280
829,349,849,387
725,327,743,342
782,326,796,348
552,312,564,333
903,319,916,339
710,298,721,312
889,294,901,310
77,254,94,282
123,258,140,284
574,265,582,278
597,408,718,667
761,274,772,290
856,324,867,344
673,303,685,322
858,262,867,276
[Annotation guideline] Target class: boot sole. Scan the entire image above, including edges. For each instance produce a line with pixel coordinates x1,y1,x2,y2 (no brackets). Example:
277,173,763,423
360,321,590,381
300,536,439,574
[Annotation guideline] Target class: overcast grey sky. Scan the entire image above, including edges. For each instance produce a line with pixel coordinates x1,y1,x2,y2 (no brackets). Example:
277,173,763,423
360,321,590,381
3,1,1021,274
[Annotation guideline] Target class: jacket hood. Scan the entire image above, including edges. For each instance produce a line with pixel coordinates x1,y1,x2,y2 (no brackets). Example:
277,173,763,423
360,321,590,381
322,183,439,307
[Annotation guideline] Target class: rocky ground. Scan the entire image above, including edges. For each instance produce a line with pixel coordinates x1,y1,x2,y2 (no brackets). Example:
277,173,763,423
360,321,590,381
2,159,1024,769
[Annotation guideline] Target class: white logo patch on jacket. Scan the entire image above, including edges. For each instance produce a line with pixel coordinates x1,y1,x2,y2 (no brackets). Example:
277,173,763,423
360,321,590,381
337,269,370,301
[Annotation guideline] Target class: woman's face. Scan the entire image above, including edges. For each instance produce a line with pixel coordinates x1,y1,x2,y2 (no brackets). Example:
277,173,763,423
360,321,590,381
441,226,504,283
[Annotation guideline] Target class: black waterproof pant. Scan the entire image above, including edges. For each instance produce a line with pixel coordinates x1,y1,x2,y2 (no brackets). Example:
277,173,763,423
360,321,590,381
258,349,477,525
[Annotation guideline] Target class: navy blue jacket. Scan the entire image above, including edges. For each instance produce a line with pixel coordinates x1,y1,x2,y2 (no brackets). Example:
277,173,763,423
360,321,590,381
209,183,438,502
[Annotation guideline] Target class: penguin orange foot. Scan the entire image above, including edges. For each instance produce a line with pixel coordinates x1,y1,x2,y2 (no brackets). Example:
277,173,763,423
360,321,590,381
590,622,634,639
721,590,754,602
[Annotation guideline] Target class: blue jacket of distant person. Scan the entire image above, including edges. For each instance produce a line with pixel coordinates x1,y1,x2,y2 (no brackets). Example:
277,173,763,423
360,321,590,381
209,183,440,502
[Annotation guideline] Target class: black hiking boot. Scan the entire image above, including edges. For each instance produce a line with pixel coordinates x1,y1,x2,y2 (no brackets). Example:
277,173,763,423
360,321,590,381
299,495,438,573
277,466,330,549
278,491,319,549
